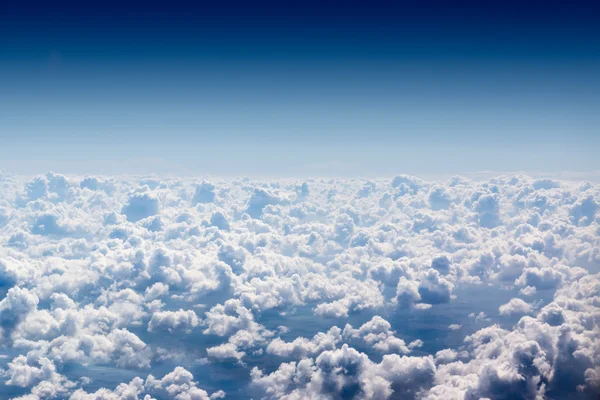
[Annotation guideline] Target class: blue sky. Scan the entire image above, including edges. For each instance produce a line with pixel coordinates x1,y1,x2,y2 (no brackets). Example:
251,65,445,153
1,0,599,175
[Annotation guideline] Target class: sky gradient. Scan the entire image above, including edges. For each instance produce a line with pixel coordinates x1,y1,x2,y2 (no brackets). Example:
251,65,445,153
1,0,599,176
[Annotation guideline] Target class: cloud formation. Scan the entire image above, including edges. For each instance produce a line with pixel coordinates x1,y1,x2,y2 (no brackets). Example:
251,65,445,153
0,172,598,399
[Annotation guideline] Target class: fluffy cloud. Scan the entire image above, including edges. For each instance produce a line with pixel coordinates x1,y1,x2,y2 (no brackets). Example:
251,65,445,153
192,182,216,205
498,298,533,316
148,309,199,333
266,316,419,361
246,188,286,218
122,192,159,222
252,344,435,399
0,173,597,399
266,327,342,359
69,367,224,400
425,273,600,400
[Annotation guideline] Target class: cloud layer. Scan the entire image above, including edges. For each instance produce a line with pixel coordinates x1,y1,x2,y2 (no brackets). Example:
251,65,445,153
0,172,598,399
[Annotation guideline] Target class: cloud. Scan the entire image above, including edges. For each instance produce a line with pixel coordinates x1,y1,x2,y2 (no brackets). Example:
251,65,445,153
417,269,454,305
265,316,415,361
267,327,342,359
245,188,285,218
148,309,200,333
569,195,598,226
428,186,452,210
342,316,413,354
472,192,501,228
434,349,457,364
5,356,62,388
0,287,39,339
251,344,435,399
0,173,597,399
498,298,533,316
122,192,160,222
210,211,230,231
192,182,216,204
424,273,600,399
69,367,224,400
206,342,246,361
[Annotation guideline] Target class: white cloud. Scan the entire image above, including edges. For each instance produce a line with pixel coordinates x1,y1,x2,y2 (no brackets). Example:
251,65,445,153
251,344,435,399
0,173,597,399
69,367,223,400
266,327,342,359
148,309,199,333
122,192,159,222
498,298,533,316
192,182,216,205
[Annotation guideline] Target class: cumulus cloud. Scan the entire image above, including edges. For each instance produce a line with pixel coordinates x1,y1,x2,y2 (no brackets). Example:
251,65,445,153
192,182,216,204
0,173,597,399
122,192,160,222
265,316,416,361
210,211,230,231
570,195,598,226
425,273,600,400
69,367,224,400
0,287,39,339
342,316,413,354
148,309,200,333
267,327,342,359
246,188,285,218
498,298,533,316
251,344,435,399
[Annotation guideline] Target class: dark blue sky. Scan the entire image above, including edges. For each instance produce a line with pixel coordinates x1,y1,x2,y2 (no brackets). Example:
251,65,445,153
1,0,599,175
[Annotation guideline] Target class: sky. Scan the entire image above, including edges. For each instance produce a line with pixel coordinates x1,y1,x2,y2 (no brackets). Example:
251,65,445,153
1,5,600,398
1,0,599,176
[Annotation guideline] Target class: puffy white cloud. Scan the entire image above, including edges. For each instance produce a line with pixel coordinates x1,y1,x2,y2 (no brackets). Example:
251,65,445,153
342,316,413,354
192,182,216,204
570,195,598,226
144,282,169,301
395,277,422,308
472,192,501,228
122,192,159,222
417,269,454,305
0,287,39,340
210,211,230,231
3,355,75,399
498,298,533,316
428,186,452,210
252,344,435,399
206,342,246,361
148,309,199,333
69,367,223,400
516,266,565,290
202,299,256,337
5,356,59,388
267,327,342,359
424,273,600,400
0,173,597,399
246,188,286,218
434,349,458,364
265,315,416,361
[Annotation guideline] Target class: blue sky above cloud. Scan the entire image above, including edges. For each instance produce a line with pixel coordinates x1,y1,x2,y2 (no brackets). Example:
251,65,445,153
1,0,599,175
